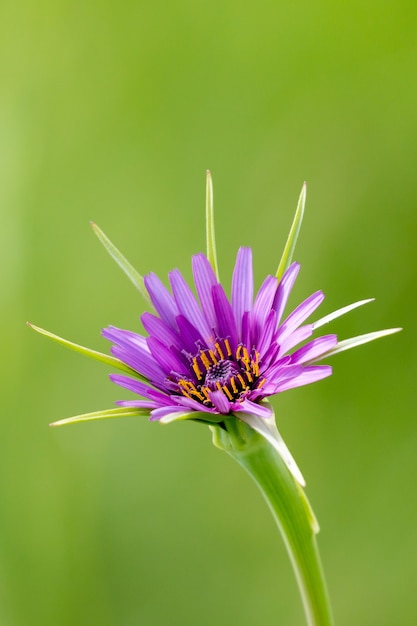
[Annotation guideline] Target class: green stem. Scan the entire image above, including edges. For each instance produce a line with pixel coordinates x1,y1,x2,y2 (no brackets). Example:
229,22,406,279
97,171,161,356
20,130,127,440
212,419,334,626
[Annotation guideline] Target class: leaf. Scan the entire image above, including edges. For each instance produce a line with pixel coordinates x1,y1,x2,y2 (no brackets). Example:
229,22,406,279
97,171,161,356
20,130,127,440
276,182,306,282
90,222,151,305
27,322,147,380
205,170,220,280
50,406,150,427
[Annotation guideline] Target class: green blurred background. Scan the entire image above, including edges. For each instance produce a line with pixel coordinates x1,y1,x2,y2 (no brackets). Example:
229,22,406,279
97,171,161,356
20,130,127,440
1,1,415,624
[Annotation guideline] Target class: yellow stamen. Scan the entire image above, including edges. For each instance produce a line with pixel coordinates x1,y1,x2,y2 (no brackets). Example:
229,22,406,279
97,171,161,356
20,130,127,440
209,349,218,364
222,385,233,401
224,338,232,356
178,382,192,399
251,351,260,376
200,351,211,370
201,387,211,402
190,388,204,401
236,345,242,360
242,347,250,363
215,341,224,360
230,377,238,394
223,385,233,400
237,373,246,389
257,378,267,389
192,359,203,380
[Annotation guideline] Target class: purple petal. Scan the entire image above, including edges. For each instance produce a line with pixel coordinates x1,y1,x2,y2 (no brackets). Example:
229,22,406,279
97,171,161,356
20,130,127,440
273,262,300,326
169,269,211,341
290,335,337,364
192,253,218,330
256,309,277,357
117,400,159,409
212,283,238,350
263,362,303,385
176,314,207,353
261,341,280,370
144,272,178,329
231,247,253,339
175,395,215,413
251,275,278,343
275,365,332,392
102,325,148,351
147,336,190,376
209,389,231,414
259,363,304,396
110,344,166,385
241,311,251,348
235,399,274,419
149,405,191,421
277,291,324,341
277,324,313,356
110,374,172,404
141,312,181,349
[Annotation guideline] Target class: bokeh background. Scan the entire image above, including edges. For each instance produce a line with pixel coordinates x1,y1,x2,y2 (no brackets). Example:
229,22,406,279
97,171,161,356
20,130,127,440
1,2,415,625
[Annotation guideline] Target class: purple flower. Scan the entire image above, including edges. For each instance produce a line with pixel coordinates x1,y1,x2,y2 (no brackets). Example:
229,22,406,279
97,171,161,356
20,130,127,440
28,177,400,484
103,249,337,425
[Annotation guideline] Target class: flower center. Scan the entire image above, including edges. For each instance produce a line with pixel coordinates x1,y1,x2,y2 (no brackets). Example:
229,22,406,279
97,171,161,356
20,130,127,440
175,338,266,408
205,359,240,389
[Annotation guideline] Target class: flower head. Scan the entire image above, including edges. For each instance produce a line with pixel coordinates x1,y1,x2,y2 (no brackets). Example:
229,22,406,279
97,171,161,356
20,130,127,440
28,175,400,485
104,250,337,425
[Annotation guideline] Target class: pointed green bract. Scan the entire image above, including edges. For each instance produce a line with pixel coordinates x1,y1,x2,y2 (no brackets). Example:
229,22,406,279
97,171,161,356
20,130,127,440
295,480,320,535
312,298,375,330
237,406,306,487
276,182,306,281
50,406,150,427
315,327,402,360
27,322,146,380
159,410,221,424
205,170,220,280
90,222,151,305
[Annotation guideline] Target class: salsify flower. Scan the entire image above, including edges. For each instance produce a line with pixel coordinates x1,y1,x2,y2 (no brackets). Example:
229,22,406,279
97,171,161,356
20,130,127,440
28,175,399,485
29,174,400,626
100,253,339,485
106,250,336,420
